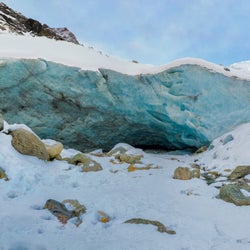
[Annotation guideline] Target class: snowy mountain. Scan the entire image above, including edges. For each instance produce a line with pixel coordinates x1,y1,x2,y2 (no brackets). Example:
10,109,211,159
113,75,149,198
1,3,250,250
0,2,79,44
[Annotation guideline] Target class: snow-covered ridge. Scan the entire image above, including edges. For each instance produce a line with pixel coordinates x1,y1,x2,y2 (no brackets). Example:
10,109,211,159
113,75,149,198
0,2,79,44
0,32,250,78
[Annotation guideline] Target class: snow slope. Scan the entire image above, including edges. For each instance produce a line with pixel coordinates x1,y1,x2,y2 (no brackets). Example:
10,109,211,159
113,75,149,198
0,122,250,250
0,32,250,78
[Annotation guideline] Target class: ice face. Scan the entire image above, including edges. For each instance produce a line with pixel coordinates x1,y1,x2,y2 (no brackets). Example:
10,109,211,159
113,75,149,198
1,58,250,151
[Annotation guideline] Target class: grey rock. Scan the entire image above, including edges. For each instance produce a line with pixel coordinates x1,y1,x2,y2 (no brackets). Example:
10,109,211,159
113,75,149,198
218,184,250,206
228,166,250,180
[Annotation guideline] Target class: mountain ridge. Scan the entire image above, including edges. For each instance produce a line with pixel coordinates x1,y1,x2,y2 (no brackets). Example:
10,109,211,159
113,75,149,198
0,2,79,44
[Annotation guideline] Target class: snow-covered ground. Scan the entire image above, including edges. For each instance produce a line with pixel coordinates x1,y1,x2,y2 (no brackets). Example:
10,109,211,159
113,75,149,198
0,121,250,250
1,32,250,78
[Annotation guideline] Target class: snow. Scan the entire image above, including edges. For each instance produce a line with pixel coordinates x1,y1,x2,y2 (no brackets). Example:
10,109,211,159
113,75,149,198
0,122,250,250
198,123,250,171
1,32,250,78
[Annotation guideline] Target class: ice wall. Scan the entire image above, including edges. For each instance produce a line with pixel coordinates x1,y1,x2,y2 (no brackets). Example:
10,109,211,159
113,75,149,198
1,58,250,151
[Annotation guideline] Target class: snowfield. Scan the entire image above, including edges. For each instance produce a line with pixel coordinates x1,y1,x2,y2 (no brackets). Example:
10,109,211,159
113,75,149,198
0,122,250,250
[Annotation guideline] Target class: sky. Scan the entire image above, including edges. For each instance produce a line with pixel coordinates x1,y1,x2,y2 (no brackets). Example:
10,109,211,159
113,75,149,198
2,0,250,66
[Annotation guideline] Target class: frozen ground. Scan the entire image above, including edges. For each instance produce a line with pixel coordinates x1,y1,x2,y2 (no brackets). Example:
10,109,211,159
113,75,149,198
0,122,250,250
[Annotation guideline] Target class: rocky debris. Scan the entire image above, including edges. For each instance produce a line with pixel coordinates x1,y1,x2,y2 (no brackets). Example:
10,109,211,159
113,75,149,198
173,167,200,180
64,153,103,172
124,218,176,235
228,166,250,180
43,199,86,225
0,3,79,44
218,183,250,206
11,128,49,160
43,139,63,160
202,171,221,185
0,167,8,181
0,113,3,131
98,211,111,223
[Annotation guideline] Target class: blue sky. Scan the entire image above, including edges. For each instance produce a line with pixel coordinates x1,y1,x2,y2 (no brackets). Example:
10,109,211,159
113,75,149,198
3,0,250,65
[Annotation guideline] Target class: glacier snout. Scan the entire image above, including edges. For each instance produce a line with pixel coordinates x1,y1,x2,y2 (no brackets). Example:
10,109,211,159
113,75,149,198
1,58,250,151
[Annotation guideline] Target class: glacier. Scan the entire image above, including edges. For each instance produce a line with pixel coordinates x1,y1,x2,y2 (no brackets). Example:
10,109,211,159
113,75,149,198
1,58,250,151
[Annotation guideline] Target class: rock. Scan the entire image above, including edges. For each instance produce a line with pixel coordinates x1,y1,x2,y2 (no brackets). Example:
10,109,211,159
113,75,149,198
124,218,176,235
218,184,250,206
195,146,208,154
173,167,192,180
98,211,110,223
228,166,250,180
0,113,3,131
3,58,250,151
0,167,8,181
202,171,220,185
62,199,86,217
173,167,200,180
44,199,74,224
44,199,86,226
82,160,103,172
115,153,143,164
67,153,103,172
127,164,159,172
43,139,63,160
11,128,49,160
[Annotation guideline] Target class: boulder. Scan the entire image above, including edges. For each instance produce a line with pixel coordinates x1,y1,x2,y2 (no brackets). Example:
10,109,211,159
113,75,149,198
43,139,63,160
173,167,200,180
228,166,250,180
65,153,103,172
218,183,250,206
11,128,49,160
